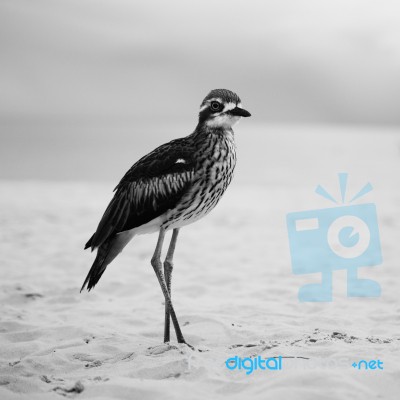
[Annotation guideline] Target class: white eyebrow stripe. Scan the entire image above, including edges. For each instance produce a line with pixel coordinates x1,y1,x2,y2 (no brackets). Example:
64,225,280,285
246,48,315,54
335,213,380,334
208,98,223,103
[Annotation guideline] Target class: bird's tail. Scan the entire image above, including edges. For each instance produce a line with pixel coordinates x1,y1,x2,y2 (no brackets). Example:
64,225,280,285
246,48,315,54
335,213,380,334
81,232,134,292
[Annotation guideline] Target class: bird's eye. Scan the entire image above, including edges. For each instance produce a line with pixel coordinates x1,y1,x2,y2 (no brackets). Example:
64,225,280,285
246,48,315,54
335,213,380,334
210,101,221,111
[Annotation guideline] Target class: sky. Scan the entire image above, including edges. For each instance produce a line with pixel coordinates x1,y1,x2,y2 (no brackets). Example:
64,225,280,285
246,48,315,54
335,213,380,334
1,0,400,181
1,0,400,125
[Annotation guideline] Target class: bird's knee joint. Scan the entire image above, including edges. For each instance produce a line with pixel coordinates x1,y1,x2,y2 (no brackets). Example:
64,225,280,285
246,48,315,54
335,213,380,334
151,257,162,270
164,259,174,272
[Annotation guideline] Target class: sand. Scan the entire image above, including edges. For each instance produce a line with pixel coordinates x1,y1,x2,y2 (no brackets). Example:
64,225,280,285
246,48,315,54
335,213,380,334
0,125,399,399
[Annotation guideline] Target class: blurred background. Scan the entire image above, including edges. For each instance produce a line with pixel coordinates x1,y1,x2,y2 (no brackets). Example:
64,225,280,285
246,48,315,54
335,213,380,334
0,0,399,182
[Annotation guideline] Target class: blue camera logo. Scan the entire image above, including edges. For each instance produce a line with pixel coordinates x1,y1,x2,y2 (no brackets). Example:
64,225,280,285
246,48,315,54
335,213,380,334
287,173,382,302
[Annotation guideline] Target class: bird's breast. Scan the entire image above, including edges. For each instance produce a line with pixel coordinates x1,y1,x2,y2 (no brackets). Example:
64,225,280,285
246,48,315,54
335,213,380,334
162,130,236,230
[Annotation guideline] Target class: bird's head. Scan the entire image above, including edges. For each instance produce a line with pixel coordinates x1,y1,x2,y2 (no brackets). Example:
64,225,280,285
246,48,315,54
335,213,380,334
198,89,251,129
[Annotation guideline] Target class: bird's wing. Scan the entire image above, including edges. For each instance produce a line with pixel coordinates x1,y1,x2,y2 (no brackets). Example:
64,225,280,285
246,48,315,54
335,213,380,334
85,137,196,250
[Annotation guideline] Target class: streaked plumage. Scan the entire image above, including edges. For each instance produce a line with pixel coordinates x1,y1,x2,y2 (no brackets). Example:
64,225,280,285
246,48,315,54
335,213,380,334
81,89,251,346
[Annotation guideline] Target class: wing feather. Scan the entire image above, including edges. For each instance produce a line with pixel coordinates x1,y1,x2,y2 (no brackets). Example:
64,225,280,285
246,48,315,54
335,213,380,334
85,137,195,250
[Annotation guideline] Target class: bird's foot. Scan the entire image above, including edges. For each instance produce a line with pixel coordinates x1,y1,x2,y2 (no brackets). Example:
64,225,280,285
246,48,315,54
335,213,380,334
172,330,195,350
147,341,195,355
177,340,195,351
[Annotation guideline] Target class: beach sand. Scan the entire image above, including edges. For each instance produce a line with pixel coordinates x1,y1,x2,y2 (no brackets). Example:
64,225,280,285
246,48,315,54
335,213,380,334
0,126,399,399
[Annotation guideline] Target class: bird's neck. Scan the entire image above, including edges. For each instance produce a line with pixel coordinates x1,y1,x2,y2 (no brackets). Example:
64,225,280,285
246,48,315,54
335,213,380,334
191,123,236,158
192,122,234,141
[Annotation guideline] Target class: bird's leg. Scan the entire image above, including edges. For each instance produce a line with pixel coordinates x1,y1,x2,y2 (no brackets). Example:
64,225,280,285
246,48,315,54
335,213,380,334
151,228,188,345
163,228,180,343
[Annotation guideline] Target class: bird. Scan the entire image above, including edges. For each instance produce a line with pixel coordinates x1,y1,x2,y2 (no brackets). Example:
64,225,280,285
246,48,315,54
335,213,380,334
81,89,251,347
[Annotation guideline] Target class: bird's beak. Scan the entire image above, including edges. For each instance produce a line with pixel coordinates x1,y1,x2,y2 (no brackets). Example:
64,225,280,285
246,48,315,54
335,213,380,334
230,107,251,117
